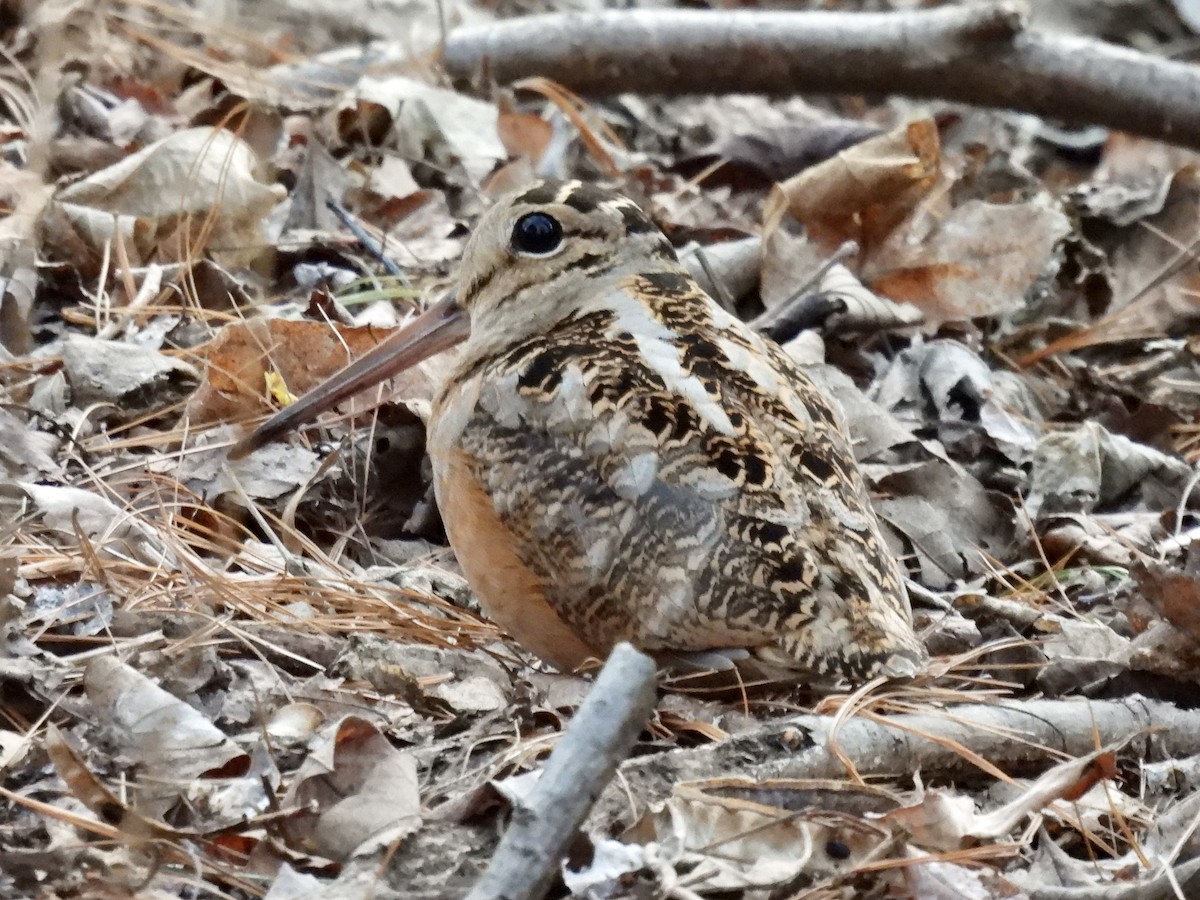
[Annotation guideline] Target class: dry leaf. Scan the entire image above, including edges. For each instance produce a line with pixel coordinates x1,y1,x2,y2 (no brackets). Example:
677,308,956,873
280,715,422,859
50,127,284,268
0,161,55,353
344,76,506,183
84,656,247,787
765,117,940,252
6,483,173,566
625,778,894,891
62,334,198,409
868,197,1072,326
186,316,454,426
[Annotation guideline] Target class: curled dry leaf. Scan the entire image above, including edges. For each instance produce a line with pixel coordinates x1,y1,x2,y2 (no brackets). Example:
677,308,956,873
84,656,247,785
4,482,174,567
83,657,250,825
48,127,284,269
871,339,1043,457
762,263,924,338
279,715,421,860
266,702,327,744
344,76,506,183
764,117,940,251
44,724,181,842
621,778,896,891
1025,421,1194,518
1034,165,1200,362
62,334,199,410
1037,511,1150,569
679,235,762,308
813,263,923,332
884,745,1121,851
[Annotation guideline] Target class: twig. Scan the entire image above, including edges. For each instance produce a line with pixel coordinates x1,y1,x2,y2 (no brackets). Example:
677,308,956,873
325,199,406,279
1029,856,1200,900
593,695,1200,828
442,3,1200,151
466,643,658,900
752,240,859,343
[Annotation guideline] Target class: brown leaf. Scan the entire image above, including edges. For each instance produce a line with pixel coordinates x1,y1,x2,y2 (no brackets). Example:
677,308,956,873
186,317,453,425
1025,166,1200,363
280,715,421,859
764,118,940,253
868,198,1071,326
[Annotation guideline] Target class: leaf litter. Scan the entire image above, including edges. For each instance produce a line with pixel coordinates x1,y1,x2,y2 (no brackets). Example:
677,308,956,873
5,1,1200,898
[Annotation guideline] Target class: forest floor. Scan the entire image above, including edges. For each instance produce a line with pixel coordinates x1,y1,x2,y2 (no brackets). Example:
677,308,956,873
4,1,1200,898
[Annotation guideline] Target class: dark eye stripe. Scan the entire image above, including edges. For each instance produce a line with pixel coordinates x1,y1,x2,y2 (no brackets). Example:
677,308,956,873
460,263,500,306
564,252,612,274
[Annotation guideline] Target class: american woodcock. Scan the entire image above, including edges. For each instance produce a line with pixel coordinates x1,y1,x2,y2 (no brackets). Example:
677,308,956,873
232,180,926,683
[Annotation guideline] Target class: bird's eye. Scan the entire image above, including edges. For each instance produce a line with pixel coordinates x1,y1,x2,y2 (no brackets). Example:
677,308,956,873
511,212,564,256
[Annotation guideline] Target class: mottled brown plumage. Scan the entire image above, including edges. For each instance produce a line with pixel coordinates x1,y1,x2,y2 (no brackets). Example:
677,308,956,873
233,180,925,683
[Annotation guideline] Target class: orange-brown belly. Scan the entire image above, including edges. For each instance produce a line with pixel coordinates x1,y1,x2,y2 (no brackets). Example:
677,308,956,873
432,445,600,671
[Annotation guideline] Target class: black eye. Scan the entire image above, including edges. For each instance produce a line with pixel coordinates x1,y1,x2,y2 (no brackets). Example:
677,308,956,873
511,212,563,255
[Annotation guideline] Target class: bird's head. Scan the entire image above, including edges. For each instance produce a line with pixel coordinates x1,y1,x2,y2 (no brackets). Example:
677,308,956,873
229,180,679,457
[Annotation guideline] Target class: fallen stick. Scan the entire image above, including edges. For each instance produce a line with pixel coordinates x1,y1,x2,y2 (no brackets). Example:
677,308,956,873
466,642,658,900
593,694,1200,827
1030,856,1200,900
442,2,1200,151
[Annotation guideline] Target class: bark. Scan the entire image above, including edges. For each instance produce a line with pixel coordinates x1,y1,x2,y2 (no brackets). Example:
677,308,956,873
442,3,1200,150
467,643,658,900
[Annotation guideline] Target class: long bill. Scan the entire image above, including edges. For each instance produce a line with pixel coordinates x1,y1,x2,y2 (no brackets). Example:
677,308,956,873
228,293,470,459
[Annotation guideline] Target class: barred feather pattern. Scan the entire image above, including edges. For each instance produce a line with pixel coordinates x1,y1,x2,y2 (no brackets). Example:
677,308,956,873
427,180,925,681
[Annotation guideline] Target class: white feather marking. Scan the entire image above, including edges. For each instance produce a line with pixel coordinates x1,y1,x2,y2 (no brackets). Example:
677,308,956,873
717,334,819,430
717,336,779,396
544,366,588,432
611,451,660,500
603,289,737,436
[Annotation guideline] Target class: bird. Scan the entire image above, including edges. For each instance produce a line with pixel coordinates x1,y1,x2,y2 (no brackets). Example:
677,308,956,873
231,179,926,684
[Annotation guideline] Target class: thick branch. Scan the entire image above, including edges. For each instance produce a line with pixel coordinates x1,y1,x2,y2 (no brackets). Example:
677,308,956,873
467,643,657,900
592,695,1200,827
442,3,1200,150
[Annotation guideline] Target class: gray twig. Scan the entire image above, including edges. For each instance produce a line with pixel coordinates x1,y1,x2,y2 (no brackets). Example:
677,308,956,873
1030,856,1200,900
592,695,1200,828
467,643,658,900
